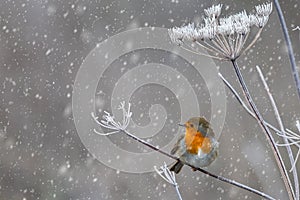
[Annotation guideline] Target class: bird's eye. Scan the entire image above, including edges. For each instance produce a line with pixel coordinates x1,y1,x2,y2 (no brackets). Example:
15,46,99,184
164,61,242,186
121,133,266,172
190,124,194,128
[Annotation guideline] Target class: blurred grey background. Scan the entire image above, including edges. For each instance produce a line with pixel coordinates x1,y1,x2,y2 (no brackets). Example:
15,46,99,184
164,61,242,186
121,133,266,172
0,0,300,199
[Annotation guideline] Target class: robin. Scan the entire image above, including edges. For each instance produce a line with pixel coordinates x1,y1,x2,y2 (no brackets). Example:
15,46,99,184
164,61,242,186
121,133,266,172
170,117,219,173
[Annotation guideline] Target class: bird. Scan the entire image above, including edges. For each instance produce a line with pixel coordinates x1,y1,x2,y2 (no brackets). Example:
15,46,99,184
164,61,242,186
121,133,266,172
170,117,219,174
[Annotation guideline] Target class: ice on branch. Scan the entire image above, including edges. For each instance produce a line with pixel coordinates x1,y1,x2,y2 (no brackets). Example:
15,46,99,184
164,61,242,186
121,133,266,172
168,2,273,60
91,102,132,135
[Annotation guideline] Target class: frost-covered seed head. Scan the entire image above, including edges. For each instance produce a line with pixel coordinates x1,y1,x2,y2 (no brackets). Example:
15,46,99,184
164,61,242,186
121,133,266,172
204,4,223,19
248,14,258,26
255,2,273,16
219,17,233,27
202,26,216,40
182,23,197,41
168,2,272,60
238,11,250,25
217,24,234,36
255,15,269,28
168,27,184,45
195,28,205,40
203,18,214,27
234,22,250,35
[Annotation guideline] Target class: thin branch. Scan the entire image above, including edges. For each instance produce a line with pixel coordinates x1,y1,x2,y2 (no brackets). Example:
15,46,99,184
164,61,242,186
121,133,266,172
273,0,300,99
231,59,295,200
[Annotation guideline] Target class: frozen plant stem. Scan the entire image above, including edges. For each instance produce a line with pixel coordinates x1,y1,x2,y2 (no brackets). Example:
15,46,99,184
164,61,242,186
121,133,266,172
273,0,300,99
256,65,299,200
220,70,300,198
218,72,300,149
92,104,275,200
231,59,295,200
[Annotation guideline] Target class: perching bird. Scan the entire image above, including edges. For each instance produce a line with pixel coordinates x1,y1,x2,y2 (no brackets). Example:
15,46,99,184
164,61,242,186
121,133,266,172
170,117,219,173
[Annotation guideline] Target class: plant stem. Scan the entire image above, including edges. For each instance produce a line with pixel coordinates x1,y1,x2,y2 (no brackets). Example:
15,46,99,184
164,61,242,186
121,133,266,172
174,185,183,200
218,72,300,148
121,129,275,200
231,59,295,200
273,0,300,99
257,65,299,200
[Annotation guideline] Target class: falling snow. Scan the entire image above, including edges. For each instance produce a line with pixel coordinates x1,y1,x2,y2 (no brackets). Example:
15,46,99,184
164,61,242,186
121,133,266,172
0,0,299,200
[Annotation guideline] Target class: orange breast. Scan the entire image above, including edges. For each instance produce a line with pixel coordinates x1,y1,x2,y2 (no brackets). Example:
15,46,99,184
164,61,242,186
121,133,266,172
185,131,212,154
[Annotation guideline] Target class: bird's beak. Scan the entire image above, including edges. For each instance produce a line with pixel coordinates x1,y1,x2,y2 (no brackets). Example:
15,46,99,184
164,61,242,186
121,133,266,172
178,123,186,127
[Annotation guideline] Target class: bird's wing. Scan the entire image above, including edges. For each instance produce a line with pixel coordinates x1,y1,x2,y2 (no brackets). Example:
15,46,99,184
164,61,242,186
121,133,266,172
170,134,185,155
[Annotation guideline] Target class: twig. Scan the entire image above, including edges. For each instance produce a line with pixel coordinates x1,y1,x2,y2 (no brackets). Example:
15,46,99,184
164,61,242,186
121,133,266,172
231,59,295,200
273,0,300,99
256,65,299,198
154,163,183,200
92,102,276,200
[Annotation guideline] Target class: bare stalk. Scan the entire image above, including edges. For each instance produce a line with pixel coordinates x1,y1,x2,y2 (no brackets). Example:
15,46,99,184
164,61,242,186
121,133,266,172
273,0,300,99
256,65,299,199
231,59,295,200
218,72,300,148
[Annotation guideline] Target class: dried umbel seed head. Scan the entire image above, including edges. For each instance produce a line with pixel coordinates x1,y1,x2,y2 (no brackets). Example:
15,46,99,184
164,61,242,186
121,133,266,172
168,2,273,60
255,2,273,16
204,4,223,19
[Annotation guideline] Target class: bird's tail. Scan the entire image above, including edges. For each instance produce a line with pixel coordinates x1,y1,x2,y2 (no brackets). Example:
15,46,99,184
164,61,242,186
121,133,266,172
170,161,184,174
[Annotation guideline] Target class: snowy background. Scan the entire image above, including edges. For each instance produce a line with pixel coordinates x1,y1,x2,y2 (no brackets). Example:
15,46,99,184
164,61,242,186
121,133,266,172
1,0,300,199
